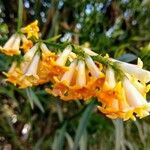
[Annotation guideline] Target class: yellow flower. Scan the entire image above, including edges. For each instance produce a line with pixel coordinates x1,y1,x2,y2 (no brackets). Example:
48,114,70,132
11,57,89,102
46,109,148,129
4,43,71,88
0,34,21,56
97,66,150,120
36,43,57,84
21,20,40,39
20,34,33,53
111,58,150,83
0,33,33,56
46,55,105,100
4,44,40,88
123,78,150,119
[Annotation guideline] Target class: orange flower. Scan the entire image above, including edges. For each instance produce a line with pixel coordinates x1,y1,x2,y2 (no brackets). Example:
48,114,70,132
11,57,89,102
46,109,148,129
0,34,21,56
97,67,150,121
4,44,72,88
46,55,105,100
0,33,33,56
20,35,33,53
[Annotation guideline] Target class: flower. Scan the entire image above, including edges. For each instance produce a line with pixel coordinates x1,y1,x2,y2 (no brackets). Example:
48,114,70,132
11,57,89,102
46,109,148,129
46,55,105,100
0,33,33,56
4,44,40,88
0,34,21,56
36,43,57,84
123,78,150,119
21,20,40,39
20,34,33,53
4,44,72,88
111,58,150,83
97,66,150,120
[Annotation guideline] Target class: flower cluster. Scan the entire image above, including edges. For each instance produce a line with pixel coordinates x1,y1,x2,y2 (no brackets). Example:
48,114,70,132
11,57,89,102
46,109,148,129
1,21,150,121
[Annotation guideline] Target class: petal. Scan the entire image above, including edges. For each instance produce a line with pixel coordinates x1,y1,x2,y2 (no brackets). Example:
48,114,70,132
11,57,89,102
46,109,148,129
56,45,72,66
25,52,40,78
111,59,150,83
123,78,147,107
12,35,21,52
85,56,101,78
83,47,98,56
3,34,16,49
76,60,86,87
23,44,38,61
61,60,77,85
105,67,116,89
40,43,50,54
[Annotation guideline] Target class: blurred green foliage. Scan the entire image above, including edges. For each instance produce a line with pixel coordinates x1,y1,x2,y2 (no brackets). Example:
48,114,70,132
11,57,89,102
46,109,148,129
0,0,150,149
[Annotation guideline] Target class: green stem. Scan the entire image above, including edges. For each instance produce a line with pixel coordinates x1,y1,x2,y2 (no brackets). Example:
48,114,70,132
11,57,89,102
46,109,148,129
17,0,23,31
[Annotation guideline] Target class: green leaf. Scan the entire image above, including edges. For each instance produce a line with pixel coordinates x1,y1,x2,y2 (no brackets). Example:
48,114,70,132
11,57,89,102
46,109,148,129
79,130,88,150
44,34,61,43
118,53,137,62
26,88,44,113
33,136,45,150
52,123,67,150
73,100,96,150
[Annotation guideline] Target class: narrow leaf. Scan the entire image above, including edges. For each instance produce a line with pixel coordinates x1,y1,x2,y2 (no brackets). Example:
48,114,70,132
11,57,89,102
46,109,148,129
52,123,67,150
26,88,44,113
73,100,96,150
118,53,137,62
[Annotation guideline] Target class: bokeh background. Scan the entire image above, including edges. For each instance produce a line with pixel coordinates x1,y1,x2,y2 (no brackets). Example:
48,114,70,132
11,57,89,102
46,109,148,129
0,0,150,149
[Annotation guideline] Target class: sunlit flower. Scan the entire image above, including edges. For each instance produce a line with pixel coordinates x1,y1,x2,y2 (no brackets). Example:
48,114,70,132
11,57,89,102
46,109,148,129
97,66,150,120
4,44,72,88
4,44,40,88
36,43,57,84
21,20,40,39
111,58,150,83
0,33,33,56
0,34,21,56
20,34,33,53
46,55,105,100
123,78,150,119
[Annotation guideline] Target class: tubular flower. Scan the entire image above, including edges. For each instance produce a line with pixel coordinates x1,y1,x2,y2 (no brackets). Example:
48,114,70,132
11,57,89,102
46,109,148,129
36,43,57,84
111,58,150,83
20,34,33,53
4,44,40,88
97,66,150,120
0,33,33,56
4,43,71,88
83,48,150,83
46,55,105,101
0,34,21,56
47,45,72,76
97,68,135,120
21,20,40,39
123,78,150,119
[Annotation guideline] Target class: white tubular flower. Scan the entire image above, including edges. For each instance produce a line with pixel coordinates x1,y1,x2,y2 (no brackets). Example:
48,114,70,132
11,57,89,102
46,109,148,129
3,34,16,49
105,67,116,88
68,52,77,62
24,52,40,79
23,44,38,61
76,60,86,87
56,45,72,66
83,47,98,56
0,34,21,55
12,35,21,52
21,44,38,73
8,62,17,73
40,43,50,53
111,58,150,83
61,60,77,85
123,78,148,107
85,56,101,78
